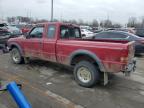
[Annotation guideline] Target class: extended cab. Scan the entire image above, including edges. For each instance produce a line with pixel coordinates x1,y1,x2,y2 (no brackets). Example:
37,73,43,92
7,22,136,87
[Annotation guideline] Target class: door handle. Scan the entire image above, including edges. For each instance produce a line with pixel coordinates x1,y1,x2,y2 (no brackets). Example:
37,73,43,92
39,41,43,49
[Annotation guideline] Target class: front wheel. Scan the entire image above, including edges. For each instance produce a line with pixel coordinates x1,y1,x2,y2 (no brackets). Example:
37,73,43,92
10,48,24,64
74,61,100,88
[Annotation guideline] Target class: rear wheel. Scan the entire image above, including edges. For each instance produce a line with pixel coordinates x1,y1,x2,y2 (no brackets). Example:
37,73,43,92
74,61,100,87
10,48,24,64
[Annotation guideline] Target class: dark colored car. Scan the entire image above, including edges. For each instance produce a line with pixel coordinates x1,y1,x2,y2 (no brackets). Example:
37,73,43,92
0,23,20,52
135,28,144,37
0,24,10,48
93,31,144,54
0,30,10,51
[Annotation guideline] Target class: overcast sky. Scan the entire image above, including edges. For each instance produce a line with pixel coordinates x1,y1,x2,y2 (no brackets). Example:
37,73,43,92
0,0,144,24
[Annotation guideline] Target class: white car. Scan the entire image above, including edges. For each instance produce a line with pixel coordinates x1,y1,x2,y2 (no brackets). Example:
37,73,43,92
81,29,94,38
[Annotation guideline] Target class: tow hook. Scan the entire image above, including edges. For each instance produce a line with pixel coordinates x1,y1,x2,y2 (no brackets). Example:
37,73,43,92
124,59,136,76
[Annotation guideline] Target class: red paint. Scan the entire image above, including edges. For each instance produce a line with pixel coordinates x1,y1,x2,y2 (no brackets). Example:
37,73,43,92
8,22,135,73
21,28,31,34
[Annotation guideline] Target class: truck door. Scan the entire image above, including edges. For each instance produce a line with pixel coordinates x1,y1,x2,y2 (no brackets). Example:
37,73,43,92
42,24,57,62
23,26,44,57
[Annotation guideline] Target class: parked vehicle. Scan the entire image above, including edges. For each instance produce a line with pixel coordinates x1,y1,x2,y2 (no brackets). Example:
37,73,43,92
93,31,144,54
7,22,136,88
0,23,21,52
112,28,136,34
0,31,10,52
0,24,10,48
0,23,22,36
0,34,10,44
81,29,94,38
80,25,92,31
21,24,34,34
135,28,144,37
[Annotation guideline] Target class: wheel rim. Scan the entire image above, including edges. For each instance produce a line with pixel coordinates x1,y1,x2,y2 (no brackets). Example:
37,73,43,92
77,67,92,83
11,49,20,62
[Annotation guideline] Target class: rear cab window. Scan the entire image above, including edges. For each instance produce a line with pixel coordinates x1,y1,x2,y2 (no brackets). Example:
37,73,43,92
60,25,81,39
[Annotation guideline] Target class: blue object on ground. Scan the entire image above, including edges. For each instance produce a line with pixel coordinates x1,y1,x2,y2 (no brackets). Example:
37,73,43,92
7,81,32,108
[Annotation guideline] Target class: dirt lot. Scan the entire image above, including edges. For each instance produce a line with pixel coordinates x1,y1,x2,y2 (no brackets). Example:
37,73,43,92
0,53,144,108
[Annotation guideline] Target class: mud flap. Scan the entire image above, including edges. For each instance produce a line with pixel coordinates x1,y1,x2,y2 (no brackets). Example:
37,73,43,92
104,72,109,86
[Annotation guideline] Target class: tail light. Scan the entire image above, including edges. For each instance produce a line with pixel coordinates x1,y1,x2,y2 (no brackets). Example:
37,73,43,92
121,42,135,63
120,57,128,63
127,42,135,63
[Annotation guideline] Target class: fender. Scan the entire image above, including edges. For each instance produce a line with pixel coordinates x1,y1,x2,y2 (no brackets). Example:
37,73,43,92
8,42,24,56
69,50,105,72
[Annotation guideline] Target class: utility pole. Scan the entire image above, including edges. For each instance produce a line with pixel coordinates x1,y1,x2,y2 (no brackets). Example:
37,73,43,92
51,0,54,22
0,0,2,21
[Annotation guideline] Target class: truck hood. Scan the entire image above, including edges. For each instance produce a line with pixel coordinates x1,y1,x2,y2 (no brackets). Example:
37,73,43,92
8,35,25,42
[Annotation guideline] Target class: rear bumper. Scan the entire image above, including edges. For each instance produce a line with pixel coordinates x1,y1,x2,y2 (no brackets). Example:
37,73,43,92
103,59,136,73
122,59,136,74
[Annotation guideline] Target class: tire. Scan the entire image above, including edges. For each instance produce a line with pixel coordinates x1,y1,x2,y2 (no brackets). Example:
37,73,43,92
10,48,24,64
74,61,100,88
82,34,86,37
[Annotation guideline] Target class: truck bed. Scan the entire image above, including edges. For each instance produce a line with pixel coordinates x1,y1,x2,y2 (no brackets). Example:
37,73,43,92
81,38,129,44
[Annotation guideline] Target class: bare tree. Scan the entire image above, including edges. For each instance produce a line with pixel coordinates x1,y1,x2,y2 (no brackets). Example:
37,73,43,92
78,19,84,25
92,19,99,27
100,20,112,28
127,17,137,27
100,21,104,28
112,23,122,28
69,19,78,24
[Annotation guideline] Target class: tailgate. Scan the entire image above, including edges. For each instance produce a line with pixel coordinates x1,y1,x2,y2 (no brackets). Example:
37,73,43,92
127,41,135,62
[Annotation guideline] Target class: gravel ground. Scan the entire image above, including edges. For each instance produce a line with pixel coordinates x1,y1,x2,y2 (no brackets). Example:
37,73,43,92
0,53,144,108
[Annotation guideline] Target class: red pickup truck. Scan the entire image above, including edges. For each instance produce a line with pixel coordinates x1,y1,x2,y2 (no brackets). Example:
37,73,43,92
7,22,136,87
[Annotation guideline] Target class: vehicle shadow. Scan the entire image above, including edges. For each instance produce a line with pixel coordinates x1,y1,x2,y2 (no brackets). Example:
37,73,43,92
135,54,144,58
20,59,141,91
26,59,74,76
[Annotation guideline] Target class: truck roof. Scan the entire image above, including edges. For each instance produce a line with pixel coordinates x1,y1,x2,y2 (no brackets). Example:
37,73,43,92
36,22,79,27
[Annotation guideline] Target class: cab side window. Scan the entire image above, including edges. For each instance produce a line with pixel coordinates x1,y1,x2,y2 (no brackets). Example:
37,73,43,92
60,26,69,39
47,25,56,38
29,27,44,38
60,26,81,39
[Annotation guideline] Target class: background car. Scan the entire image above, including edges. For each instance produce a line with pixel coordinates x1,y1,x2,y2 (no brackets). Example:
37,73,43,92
0,23,11,45
21,24,34,34
0,29,10,52
0,23,21,52
92,31,144,55
0,23,22,36
81,29,94,38
135,28,144,37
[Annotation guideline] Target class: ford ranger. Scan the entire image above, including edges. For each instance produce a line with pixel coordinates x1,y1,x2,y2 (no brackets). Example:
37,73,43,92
7,22,136,87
